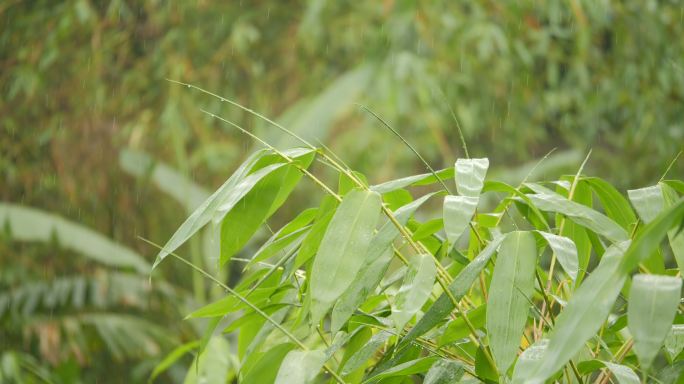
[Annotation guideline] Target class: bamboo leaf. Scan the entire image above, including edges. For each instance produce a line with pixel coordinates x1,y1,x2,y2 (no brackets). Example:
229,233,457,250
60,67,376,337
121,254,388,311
331,193,436,333
423,359,465,384
582,177,637,229
487,231,537,374
525,184,629,243
526,241,630,383
628,185,664,223
511,339,548,383
310,189,382,324
662,183,684,273
576,360,640,384
443,195,478,246
274,349,326,384
241,343,295,383
362,357,438,384
534,231,578,281
370,168,453,194
392,254,437,332
439,304,486,346
665,325,684,360
628,274,682,369
340,331,391,376
455,158,489,197
400,235,504,347
152,149,279,268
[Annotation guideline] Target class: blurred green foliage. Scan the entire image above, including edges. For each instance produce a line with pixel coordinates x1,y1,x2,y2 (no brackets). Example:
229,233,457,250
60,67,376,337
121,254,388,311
1,0,683,382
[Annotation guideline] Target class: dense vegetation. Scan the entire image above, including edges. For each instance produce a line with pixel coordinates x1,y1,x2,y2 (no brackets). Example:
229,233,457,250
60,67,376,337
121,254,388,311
2,1,684,383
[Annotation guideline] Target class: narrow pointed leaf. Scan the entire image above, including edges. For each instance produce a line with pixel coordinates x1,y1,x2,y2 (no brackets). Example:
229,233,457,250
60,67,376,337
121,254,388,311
455,158,489,197
525,184,629,243
511,339,548,383
274,349,326,384
362,357,438,383
443,195,478,245
340,331,391,376
487,231,537,373
423,359,465,384
582,177,637,229
152,150,269,267
400,235,504,347
576,360,640,384
665,325,684,359
331,192,436,332
535,231,578,281
628,274,682,369
628,185,664,224
392,254,437,332
527,241,630,382
370,168,453,194
662,183,684,273
310,190,382,323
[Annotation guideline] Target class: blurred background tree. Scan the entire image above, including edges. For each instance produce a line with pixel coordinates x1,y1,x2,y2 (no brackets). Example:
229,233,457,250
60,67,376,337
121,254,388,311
1,0,683,382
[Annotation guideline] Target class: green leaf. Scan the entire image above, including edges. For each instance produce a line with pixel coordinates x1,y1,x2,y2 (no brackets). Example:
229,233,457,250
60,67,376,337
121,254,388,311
310,189,382,324
438,304,486,346
219,150,315,264
526,241,630,383
534,231,578,281
619,198,684,272
331,193,436,333
400,235,504,347
274,349,326,384
152,149,280,268
370,168,453,194
487,231,537,373
582,177,637,229
0,203,149,274
628,274,682,369
294,196,338,270
511,339,548,382
576,360,640,384
423,359,465,384
628,185,665,224
149,341,200,382
340,331,391,376
183,336,231,384
665,325,684,360
241,343,295,384
525,184,629,243
662,183,684,273
392,253,437,332
443,195,478,246
362,357,438,384
455,158,489,197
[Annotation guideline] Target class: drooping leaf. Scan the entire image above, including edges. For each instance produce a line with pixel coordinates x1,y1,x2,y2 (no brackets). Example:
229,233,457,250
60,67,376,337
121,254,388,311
392,253,437,332
455,158,489,197
628,274,682,369
511,339,548,382
576,360,640,384
219,150,315,264
487,231,537,373
340,331,391,376
0,203,149,274
662,183,684,273
274,349,326,384
582,177,637,229
443,195,478,246
526,241,630,383
362,357,438,384
534,231,578,281
525,184,629,243
152,149,289,267
293,196,338,270
149,341,201,382
183,336,231,384
438,304,486,346
423,359,465,384
628,185,665,224
665,325,684,360
310,189,382,324
400,235,504,347
331,192,437,332
241,343,295,384
370,168,453,194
